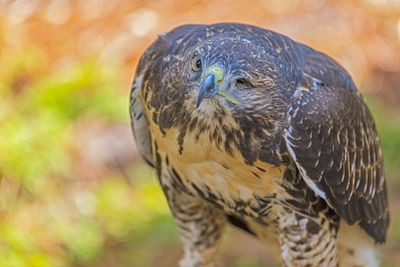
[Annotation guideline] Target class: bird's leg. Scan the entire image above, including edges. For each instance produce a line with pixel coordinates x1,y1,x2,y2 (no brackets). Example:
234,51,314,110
278,211,338,267
161,182,227,267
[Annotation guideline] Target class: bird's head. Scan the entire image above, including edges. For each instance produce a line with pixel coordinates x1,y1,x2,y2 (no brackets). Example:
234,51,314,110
188,37,278,112
157,23,302,119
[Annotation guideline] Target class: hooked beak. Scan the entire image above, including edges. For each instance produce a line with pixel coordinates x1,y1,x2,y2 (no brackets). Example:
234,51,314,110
197,66,238,108
197,72,219,108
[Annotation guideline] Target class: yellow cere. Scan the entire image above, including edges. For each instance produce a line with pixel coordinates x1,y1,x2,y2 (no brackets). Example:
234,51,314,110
204,66,224,87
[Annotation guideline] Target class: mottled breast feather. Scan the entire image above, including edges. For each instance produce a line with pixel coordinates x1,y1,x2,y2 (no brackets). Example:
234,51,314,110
284,47,389,242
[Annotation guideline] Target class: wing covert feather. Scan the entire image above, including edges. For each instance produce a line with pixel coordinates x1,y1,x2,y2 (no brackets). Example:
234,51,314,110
284,71,389,243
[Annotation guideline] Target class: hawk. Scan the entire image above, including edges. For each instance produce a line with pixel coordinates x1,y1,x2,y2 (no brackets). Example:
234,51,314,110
130,23,389,266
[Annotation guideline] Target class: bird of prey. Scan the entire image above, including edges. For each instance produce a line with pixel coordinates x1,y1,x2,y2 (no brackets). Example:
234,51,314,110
130,23,389,267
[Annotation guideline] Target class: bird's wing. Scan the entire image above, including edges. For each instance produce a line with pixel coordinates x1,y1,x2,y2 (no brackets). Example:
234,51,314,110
130,76,153,166
284,50,389,242
130,24,206,166
129,31,166,167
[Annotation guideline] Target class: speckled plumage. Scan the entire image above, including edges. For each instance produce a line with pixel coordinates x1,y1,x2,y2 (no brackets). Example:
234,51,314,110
130,23,389,266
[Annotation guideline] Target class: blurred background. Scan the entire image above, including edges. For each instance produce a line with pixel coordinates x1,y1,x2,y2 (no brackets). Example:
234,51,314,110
0,0,399,266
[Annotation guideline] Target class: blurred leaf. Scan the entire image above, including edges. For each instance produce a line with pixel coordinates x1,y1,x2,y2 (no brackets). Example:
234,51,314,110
365,95,400,178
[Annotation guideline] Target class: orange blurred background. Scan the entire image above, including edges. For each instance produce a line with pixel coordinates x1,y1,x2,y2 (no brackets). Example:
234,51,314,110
1,0,400,266
5,0,400,95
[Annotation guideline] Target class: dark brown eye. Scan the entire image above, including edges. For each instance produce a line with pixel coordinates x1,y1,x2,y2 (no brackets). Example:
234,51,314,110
191,55,202,72
235,78,253,90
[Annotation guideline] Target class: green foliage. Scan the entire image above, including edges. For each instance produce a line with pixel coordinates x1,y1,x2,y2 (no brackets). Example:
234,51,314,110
365,95,400,178
0,44,127,195
235,257,265,267
0,43,177,266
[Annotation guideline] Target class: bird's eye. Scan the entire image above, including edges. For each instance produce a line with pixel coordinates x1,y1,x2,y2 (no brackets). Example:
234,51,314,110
191,55,202,72
235,78,253,90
